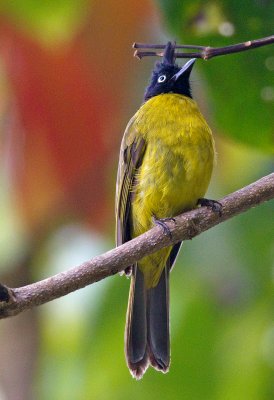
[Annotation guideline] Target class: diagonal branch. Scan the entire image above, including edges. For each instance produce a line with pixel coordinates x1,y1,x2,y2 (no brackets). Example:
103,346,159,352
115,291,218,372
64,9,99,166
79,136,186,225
0,173,273,319
133,34,274,59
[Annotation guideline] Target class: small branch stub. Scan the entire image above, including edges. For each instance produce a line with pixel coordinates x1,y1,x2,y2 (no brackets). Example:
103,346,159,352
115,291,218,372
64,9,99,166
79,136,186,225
0,284,15,304
0,284,10,303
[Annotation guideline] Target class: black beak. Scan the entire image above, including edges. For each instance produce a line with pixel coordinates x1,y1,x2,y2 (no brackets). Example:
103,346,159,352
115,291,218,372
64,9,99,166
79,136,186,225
172,58,196,81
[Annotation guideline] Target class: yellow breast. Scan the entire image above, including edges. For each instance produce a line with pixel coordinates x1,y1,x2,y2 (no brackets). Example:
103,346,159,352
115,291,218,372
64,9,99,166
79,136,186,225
132,93,215,234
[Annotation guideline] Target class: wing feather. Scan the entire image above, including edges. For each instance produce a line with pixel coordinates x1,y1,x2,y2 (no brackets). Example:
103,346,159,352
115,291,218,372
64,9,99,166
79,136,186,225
115,117,146,248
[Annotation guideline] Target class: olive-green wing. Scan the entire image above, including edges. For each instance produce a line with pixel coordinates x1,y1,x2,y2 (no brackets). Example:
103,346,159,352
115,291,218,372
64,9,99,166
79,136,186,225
115,116,146,248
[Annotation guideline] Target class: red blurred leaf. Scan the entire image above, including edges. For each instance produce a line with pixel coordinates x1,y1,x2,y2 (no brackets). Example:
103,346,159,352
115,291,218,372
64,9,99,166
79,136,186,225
0,1,154,231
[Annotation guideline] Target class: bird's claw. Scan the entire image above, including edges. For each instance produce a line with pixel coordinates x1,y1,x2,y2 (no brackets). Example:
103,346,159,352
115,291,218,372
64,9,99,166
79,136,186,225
197,198,223,216
152,216,175,239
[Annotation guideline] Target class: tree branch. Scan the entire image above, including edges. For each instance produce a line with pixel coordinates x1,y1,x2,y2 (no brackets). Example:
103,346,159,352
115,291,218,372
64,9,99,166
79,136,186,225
133,34,274,59
0,173,273,319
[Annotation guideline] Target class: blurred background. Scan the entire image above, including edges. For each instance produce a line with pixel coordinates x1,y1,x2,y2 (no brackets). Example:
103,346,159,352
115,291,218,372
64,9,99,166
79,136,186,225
0,1,273,399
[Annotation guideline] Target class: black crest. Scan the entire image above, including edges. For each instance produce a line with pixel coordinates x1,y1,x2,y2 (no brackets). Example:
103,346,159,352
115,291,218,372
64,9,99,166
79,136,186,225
144,42,195,101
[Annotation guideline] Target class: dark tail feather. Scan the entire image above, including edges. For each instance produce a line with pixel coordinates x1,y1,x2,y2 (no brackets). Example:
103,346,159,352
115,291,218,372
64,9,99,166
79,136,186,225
147,266,170,372
125,266,170,379
125,266,148,379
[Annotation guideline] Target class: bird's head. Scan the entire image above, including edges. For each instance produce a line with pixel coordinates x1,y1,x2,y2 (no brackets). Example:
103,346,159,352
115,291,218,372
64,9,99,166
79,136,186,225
144,42,196,101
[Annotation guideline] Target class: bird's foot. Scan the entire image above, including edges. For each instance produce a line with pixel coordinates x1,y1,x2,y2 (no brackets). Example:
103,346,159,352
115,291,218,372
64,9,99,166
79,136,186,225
152,215,175,239
197,198,223,216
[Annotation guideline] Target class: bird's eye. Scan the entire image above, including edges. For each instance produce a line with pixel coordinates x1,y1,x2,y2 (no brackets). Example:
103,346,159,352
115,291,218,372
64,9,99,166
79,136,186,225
157,74,167,83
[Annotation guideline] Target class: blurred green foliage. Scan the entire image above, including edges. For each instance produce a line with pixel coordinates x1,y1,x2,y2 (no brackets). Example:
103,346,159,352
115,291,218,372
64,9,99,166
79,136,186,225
0,1,273,400
0,0,89,45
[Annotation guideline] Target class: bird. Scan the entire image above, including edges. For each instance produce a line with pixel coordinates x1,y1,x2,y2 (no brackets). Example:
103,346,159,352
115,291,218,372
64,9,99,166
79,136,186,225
115,41,216,379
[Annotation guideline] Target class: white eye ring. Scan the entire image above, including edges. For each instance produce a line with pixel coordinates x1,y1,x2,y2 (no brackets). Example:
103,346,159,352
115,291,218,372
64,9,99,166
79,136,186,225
157,74,167,83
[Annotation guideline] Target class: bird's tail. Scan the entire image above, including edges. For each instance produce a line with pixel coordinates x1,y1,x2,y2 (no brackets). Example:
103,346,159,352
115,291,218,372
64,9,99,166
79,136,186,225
125,265,170,379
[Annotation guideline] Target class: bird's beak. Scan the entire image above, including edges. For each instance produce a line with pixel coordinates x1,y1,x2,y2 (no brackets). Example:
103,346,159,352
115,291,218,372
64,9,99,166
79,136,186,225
172,58,196,81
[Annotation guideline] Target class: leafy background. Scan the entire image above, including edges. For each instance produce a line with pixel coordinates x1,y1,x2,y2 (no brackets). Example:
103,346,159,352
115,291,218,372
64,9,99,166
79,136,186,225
0,1,273,399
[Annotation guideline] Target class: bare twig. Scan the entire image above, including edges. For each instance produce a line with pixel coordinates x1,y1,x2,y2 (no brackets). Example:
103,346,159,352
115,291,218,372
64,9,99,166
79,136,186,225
0,173,273,319
133,34,274,60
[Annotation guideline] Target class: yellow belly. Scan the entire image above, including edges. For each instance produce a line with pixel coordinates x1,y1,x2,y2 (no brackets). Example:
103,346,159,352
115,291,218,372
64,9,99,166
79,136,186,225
131,93,215,287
